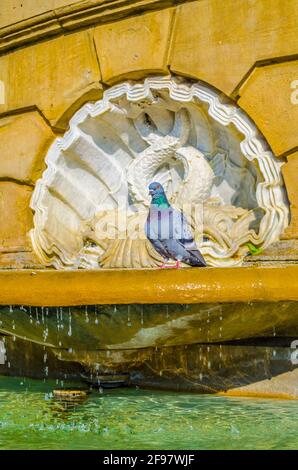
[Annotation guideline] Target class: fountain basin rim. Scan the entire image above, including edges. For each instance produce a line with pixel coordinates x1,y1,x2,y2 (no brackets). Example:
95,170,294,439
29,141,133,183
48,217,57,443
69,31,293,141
0,266,297,306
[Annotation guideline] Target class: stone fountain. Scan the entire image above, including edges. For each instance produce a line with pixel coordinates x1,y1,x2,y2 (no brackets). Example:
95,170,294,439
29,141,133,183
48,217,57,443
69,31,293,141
0,76,297,398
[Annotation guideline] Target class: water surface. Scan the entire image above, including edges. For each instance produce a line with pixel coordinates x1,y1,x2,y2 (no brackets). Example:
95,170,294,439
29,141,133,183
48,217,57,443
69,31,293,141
0,376,297,450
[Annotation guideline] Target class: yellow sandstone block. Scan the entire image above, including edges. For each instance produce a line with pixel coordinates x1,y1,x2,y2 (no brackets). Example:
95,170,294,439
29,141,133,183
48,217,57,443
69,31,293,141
170,0,298,96
94,9,173,84
238,61,298,156
0,30,102,129
0,112,55,184
0,1,55,28
0,182,33,251
0,0,83,29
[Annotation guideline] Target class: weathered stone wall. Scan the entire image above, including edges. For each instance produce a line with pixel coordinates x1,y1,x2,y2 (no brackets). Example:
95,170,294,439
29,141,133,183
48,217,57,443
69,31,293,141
0,0,298,267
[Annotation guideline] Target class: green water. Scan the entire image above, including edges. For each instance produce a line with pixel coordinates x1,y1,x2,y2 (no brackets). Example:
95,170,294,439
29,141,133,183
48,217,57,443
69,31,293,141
0,376,297,450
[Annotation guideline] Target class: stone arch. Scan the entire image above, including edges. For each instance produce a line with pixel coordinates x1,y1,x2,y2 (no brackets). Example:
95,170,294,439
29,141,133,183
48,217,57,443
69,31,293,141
30,75,289,268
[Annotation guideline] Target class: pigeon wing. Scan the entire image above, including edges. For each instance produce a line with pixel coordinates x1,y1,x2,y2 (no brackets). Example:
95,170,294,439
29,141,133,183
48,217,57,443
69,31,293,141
145,210,170,259
172,209,196,244
172,209,206,266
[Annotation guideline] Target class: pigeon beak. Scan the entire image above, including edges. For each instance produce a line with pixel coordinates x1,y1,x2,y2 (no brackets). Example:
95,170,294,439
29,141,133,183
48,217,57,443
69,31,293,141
149,190,154,196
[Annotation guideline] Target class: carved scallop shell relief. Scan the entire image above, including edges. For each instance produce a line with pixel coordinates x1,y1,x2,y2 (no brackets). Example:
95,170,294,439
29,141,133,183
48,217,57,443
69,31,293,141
30,76,289,268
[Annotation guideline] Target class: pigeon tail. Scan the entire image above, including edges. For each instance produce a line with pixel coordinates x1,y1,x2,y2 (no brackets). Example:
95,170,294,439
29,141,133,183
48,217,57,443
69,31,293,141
185,249,207,267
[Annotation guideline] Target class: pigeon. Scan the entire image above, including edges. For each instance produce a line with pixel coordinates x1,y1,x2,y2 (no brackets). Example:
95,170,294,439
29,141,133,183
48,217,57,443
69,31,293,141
145,182,207,268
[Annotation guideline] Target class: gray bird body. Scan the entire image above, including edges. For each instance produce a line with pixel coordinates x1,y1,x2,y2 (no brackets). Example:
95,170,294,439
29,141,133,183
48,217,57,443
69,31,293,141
145,183,206,267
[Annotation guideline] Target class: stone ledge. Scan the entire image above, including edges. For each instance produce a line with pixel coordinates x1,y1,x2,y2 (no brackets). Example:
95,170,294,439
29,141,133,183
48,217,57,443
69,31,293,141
0,0,189,55
0,265,298,306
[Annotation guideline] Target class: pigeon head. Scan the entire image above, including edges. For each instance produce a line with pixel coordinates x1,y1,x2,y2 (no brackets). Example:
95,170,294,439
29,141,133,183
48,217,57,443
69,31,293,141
148,182,170,207
149,182,165,197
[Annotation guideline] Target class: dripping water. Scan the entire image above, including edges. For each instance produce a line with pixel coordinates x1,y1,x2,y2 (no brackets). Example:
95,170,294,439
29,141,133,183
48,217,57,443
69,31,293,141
59,307,64,330
127,305,132,327
85,305,89,323
35,307,40,325
140,305,144,325
94,305,99,325
165,305,169,319
68,307,72,337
